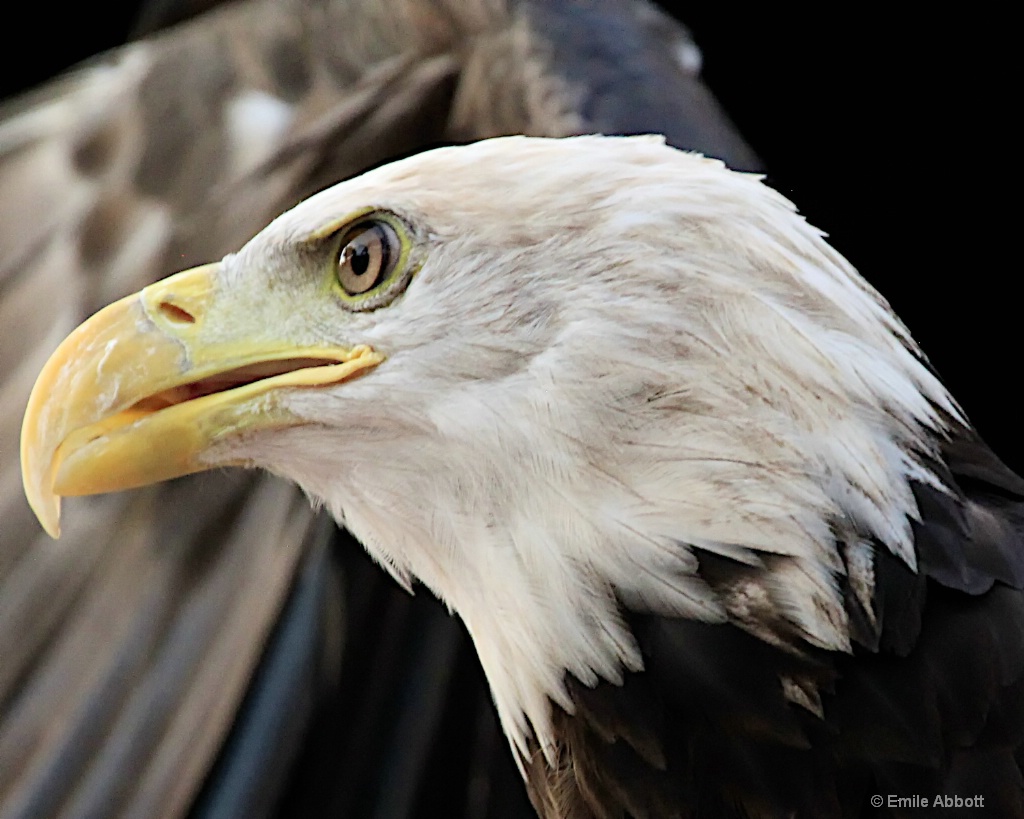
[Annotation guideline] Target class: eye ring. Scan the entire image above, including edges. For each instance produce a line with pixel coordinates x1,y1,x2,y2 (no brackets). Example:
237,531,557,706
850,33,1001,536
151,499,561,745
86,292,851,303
336,220,401,297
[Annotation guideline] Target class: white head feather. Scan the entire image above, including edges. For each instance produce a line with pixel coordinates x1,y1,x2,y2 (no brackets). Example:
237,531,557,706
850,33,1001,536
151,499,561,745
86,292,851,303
209,135,959,761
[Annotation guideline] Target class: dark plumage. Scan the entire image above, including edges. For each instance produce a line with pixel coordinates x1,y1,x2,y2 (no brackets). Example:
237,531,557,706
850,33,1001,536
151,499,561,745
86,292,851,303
528,426,1024,817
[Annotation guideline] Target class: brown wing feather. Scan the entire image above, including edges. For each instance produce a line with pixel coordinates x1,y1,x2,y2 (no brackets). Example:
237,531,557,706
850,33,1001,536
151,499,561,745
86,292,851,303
0,2,491,814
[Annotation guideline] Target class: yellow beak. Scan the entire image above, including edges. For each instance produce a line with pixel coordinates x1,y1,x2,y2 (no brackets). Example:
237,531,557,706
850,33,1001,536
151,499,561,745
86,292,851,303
21,263,383,537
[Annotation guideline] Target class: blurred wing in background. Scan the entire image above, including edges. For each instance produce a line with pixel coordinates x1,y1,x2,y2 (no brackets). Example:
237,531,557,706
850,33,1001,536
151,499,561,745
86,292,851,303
0,1,755,816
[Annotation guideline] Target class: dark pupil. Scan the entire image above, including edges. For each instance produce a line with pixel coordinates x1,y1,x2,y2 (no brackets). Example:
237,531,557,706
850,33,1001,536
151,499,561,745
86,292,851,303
350,243,371,276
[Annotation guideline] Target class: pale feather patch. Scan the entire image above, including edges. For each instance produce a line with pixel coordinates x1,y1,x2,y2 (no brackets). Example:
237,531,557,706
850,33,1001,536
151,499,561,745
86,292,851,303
780,673,824,717
843,538,878,629
224,90,296,176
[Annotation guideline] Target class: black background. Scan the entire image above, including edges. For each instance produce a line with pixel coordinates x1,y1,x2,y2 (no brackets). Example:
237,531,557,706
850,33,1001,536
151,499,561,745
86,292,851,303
3,5,1013,468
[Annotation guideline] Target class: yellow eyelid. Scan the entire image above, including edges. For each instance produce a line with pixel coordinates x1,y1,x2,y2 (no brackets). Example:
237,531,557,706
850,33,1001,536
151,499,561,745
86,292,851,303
315,209,418,309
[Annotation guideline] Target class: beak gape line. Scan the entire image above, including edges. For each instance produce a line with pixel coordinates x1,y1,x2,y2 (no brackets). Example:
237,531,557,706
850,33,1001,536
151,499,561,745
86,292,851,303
21,263,383,537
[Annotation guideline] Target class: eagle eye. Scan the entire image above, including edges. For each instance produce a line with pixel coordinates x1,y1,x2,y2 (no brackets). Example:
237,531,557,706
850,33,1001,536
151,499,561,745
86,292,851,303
335,220,402,299
320,210,419,311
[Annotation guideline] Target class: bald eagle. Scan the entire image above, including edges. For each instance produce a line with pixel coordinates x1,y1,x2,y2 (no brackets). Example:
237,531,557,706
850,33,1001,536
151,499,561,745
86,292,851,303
20,134,1024,817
